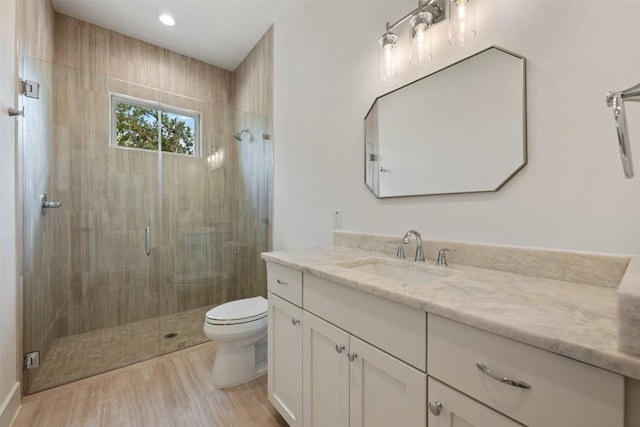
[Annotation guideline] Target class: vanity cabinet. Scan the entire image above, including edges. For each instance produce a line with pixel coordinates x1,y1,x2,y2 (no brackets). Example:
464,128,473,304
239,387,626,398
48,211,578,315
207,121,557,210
303,311,426,427
266,261,625,427
267,262,304,427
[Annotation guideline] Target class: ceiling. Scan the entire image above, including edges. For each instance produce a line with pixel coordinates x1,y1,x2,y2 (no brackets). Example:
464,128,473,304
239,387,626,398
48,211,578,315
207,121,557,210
51,0,281,71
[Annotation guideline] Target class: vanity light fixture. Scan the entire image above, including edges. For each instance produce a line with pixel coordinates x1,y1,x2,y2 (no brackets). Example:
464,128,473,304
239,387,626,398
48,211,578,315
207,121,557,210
378,0,445,80
158,13,176,26
447,0,476,46
377,0,477,80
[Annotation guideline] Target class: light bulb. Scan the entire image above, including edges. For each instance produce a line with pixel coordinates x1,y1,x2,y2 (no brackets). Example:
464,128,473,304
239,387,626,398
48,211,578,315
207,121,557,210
410,11,433,65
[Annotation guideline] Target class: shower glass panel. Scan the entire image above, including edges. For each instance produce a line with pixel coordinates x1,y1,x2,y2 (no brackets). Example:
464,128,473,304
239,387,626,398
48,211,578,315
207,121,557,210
20,57,270,394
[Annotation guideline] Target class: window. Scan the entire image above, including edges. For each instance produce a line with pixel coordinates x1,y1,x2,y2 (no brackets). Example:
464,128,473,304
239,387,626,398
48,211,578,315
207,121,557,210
110,94,200,156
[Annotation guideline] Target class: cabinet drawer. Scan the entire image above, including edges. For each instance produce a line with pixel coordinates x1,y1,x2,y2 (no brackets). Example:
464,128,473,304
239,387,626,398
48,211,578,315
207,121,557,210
427,314,623,427
267,262,302,306
304,274,426,371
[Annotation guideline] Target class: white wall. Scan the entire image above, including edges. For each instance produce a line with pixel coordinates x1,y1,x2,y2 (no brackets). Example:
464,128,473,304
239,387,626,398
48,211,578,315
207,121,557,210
272,0,640,255
0,0,20,425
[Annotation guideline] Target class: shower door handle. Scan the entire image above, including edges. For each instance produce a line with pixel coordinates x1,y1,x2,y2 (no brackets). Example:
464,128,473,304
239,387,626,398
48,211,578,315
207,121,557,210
145,226,151,256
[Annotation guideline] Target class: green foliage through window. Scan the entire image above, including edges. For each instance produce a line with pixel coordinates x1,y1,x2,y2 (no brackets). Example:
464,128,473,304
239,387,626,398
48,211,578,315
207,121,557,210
112,96,199,156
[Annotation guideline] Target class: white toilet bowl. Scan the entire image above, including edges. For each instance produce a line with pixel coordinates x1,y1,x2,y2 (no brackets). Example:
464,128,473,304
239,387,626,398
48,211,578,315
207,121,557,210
203,296,268,388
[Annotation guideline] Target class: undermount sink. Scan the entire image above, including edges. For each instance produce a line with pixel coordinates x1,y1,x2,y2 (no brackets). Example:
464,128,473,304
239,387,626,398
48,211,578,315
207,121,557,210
342,259,456,285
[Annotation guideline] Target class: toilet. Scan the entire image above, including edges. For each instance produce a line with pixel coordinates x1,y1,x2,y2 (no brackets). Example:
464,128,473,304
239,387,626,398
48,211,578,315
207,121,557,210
203,296,268,388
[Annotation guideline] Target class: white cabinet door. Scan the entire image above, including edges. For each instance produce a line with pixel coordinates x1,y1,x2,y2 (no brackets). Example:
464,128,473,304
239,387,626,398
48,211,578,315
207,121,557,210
428,378,524,427
349,336,426,427
268,292,303,427
303,311,350,427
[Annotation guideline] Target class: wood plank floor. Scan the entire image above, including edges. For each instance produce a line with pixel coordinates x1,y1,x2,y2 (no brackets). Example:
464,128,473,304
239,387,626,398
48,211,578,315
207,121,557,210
12,341,288,427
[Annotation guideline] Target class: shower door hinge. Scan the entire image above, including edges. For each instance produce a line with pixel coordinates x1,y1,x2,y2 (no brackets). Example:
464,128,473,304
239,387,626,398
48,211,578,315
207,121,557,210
22,80,40,99
24,350,40,370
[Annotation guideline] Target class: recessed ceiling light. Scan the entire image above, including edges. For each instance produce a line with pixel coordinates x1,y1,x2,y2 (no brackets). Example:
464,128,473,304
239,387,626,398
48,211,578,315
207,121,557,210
158,14,176,26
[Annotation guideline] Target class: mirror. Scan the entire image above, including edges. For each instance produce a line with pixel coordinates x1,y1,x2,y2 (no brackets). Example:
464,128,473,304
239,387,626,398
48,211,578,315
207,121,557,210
364,46,526,198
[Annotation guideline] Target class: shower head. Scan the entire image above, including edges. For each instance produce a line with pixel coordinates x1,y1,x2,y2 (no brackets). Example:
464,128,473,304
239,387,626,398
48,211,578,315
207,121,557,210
233,129,252,141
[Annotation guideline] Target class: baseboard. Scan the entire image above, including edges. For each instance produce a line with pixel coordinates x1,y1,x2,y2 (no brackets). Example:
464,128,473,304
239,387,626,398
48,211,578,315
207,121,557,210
0,382,20,427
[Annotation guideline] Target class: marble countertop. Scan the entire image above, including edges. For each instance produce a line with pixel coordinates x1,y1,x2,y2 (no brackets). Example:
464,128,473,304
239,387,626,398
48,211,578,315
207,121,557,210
262,245,640,380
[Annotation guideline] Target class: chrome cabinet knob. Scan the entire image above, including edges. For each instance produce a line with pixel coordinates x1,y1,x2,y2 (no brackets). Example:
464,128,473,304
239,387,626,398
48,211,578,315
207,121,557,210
291,318,300,326
347,352,358,361
335,344,345,353
428,400,443,416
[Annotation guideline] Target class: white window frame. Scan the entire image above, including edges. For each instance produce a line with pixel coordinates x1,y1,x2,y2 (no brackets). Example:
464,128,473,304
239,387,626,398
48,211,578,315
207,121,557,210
110,93,202,157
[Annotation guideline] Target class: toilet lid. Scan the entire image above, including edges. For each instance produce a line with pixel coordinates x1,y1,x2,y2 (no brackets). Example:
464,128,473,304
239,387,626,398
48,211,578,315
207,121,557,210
206,296,267,325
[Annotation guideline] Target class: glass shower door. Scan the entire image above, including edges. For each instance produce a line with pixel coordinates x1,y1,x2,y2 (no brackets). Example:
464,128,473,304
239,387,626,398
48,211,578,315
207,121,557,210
21,58,160,394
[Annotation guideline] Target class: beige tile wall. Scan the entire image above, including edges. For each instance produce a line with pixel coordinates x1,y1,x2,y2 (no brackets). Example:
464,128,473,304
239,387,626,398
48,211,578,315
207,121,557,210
53,13,233,105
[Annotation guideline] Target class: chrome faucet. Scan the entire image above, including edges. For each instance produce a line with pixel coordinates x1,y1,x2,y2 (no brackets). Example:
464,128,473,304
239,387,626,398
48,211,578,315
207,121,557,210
398,230,425,262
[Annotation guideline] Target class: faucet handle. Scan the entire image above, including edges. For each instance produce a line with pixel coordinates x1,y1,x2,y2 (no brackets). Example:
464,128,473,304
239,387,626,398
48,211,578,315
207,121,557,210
436,248,455,266
396,244,406,259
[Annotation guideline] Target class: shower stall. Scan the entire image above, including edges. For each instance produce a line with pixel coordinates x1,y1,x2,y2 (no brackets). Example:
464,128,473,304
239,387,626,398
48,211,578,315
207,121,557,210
19,57,271,394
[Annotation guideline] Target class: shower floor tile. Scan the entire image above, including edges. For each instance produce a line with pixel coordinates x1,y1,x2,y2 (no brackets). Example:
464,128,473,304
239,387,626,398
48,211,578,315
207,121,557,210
29,305,214,394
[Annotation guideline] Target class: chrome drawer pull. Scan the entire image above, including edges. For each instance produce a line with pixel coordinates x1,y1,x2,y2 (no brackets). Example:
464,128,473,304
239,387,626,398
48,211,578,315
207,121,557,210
291,318,300,326
428,401,443,416
347,352,358,362
276,279,288,285
335,344,345,354
476,363,532,389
